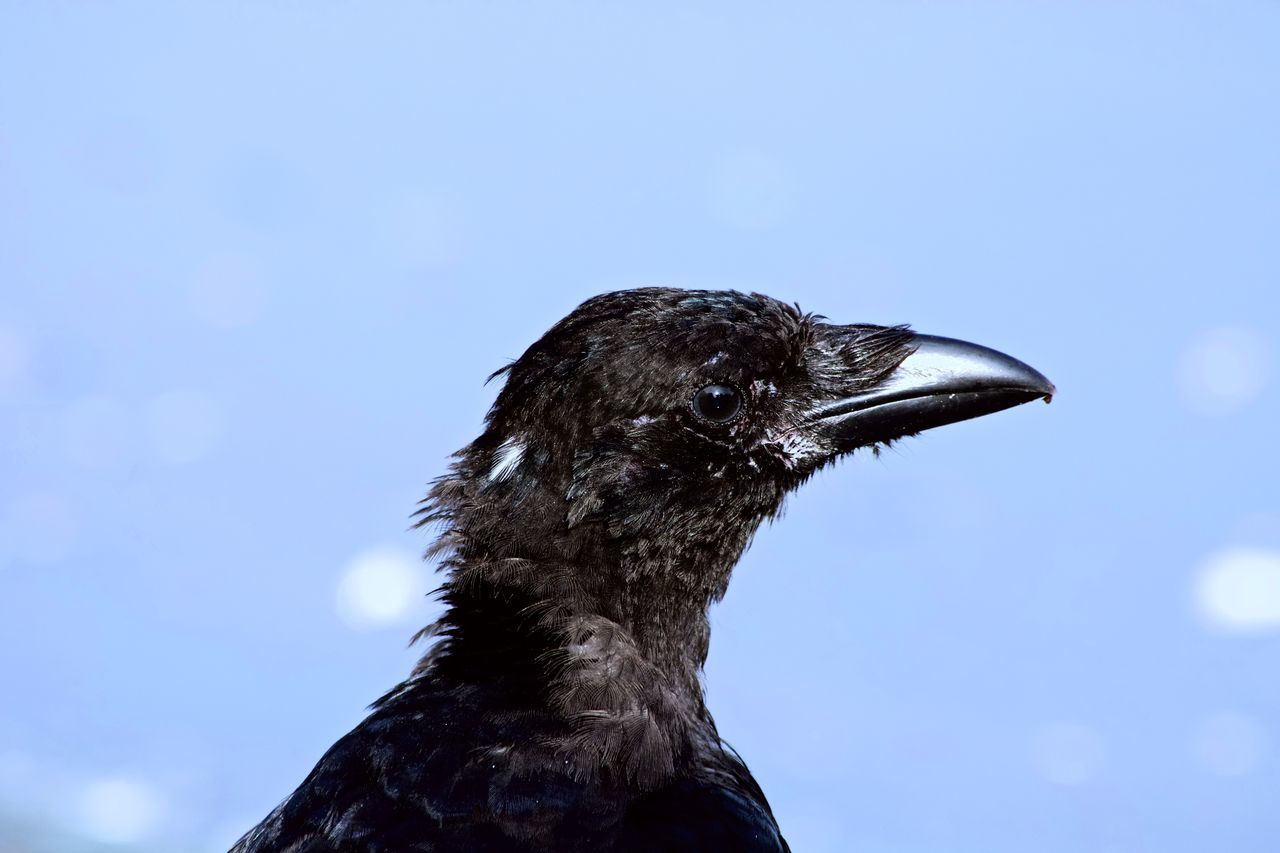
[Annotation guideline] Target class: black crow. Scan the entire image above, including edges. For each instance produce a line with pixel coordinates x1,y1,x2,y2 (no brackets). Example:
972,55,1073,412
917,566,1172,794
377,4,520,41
233,288,1053,852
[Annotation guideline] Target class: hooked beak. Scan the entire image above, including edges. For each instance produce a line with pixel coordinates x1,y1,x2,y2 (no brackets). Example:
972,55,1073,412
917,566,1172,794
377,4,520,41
808,334,1055,450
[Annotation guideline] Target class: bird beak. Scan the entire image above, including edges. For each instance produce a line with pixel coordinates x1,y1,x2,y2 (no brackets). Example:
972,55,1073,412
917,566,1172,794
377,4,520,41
807,334,1055,451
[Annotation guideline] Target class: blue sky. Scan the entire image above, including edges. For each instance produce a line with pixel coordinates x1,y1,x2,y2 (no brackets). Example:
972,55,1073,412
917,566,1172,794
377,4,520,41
2,2,1278,851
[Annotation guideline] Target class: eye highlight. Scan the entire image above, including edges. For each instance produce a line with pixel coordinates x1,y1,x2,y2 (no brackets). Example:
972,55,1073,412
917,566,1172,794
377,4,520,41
691,383,743,423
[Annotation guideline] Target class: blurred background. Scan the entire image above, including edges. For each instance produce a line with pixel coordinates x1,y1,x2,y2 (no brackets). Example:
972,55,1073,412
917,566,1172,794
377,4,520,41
2,2,1278,851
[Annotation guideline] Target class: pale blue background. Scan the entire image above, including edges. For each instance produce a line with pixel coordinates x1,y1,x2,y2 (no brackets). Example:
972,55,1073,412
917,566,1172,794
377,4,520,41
2,3,1279,851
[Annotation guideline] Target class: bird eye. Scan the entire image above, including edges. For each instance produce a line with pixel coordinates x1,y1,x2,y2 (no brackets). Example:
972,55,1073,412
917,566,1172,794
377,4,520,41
691,384,742,423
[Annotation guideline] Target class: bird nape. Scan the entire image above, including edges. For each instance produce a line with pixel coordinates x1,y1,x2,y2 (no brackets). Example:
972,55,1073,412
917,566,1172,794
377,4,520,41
232,288,1053,853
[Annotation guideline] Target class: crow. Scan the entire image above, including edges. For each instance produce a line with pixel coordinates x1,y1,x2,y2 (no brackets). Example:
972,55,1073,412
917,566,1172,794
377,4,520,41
232,288,1053,852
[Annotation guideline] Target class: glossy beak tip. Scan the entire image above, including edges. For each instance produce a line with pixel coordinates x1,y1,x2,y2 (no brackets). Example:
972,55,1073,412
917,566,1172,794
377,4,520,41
809,333,1055,450
906,334,1055,400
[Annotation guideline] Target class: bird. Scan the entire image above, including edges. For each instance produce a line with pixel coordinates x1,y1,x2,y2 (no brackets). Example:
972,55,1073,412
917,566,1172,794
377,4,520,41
232,287,1053,852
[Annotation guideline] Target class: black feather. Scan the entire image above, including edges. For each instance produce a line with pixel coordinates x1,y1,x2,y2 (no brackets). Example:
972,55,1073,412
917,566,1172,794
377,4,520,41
233,288,919,852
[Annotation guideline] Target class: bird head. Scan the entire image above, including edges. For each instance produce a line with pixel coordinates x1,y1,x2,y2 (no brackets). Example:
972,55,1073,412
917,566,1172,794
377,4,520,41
467,288,1052,556
419,287,1054,748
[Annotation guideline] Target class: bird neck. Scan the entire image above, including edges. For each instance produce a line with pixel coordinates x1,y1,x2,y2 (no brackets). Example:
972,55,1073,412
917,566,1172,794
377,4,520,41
434,509,751,711
414,442,781,786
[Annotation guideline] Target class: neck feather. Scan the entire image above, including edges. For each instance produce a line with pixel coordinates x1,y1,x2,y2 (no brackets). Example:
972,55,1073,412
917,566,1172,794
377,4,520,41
409,448,770,787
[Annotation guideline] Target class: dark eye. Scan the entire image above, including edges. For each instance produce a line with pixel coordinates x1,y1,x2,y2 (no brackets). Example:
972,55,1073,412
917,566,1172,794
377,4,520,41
691,384,743,423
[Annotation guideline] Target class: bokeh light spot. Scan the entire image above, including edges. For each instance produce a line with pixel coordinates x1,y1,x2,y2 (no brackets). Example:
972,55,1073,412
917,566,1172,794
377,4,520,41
1178,325,1272,416
1194,547,1280,633
334,547,427,630
78,776,163,845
